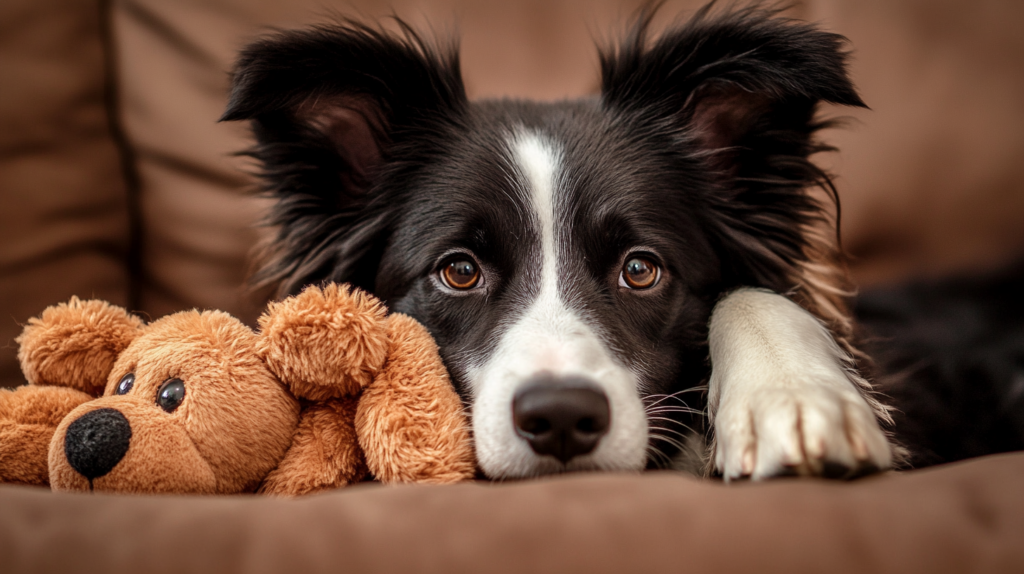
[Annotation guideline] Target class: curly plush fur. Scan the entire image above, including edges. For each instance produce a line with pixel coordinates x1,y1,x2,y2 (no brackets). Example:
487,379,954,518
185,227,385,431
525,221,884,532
1,284,475,493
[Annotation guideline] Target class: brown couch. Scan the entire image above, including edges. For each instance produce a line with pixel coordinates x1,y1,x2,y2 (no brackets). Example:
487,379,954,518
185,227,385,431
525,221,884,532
2,452,1023,573
2,1,1024,572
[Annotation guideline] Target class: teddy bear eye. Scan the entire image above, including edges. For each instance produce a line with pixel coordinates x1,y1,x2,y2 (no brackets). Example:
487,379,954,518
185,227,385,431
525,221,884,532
157,378,186,413
116,373,135,395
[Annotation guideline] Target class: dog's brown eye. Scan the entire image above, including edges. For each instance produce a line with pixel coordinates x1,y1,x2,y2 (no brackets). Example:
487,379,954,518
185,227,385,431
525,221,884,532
116,373,134,395
620,256,660,289
157,379,185,413
441,258,480,290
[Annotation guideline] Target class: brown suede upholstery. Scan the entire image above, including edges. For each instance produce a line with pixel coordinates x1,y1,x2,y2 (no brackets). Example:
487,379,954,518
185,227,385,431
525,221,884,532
809,0,1024,284
1,453,1023,573
111,0,274,325
0,0,131,391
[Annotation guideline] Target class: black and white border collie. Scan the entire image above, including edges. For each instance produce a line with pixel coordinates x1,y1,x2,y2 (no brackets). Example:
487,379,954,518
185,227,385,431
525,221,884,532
222,4,898,480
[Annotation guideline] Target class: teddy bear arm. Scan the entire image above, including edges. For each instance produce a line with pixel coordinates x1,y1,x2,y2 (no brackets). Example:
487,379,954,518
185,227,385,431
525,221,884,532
258,396,368,496
0,385,94,485
356,313,476,484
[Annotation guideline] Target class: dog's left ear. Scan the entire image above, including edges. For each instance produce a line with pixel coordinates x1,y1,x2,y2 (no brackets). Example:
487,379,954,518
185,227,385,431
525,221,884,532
600,6,865,288
221,21,467,297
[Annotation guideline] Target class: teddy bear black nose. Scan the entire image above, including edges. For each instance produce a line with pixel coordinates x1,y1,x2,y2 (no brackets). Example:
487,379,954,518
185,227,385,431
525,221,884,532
64,408,132,481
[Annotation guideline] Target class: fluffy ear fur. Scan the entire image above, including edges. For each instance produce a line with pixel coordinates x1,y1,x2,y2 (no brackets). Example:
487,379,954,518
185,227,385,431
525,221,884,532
221,21,467,297
356,313,475,484
256,283,390,400
16,297,144,396
600,4,864,339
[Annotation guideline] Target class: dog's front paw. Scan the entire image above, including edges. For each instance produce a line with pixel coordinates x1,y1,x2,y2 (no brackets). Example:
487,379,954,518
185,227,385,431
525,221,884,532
713,384,892,481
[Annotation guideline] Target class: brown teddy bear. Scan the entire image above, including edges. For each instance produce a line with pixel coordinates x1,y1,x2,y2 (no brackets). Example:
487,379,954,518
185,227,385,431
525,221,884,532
0,284,475,495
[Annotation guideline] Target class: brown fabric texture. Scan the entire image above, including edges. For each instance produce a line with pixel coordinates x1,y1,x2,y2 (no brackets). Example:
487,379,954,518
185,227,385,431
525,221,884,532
110,0,274,325
0,0,130,390
808,0,1024,284
0,453,1021,574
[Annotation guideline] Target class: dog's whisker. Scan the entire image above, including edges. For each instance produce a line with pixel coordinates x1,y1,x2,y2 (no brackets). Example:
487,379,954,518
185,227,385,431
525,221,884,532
648,433,688,453
648,432,686,448
646,410,703,420
643,386,708,409
643,392,689,409
646,415,698,434
643,395,677,409
645,444,672,468
647,423,696,441
645,405,705,416
646,416,699,436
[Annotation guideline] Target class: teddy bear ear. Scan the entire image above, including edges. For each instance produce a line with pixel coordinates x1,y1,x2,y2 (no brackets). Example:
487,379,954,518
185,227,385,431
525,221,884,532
256,283,390,401
16,297,145,396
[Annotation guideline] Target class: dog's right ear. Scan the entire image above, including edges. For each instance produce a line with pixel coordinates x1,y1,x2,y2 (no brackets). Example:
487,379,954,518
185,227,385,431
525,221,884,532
16,298,145,396
221,21,467,296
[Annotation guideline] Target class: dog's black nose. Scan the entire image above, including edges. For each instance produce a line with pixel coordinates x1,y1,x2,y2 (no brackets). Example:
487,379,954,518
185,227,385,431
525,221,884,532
513,375,610,464
64,408,132,480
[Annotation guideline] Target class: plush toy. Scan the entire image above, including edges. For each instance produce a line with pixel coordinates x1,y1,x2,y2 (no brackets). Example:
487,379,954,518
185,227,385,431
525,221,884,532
0,284,475,495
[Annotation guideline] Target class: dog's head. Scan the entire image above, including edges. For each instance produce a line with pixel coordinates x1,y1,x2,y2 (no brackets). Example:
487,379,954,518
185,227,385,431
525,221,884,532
222,5,863,478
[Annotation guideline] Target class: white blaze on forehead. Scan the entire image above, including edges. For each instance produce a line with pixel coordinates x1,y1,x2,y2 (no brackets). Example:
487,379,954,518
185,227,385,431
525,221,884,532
467,129,648,479
514,132,560,304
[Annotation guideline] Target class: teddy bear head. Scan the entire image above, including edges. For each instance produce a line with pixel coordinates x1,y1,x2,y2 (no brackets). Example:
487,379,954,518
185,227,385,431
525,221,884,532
17,285,390,494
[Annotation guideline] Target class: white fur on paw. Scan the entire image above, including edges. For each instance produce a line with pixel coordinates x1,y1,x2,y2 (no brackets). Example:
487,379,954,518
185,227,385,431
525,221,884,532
707,288,894,481
714,383,892,481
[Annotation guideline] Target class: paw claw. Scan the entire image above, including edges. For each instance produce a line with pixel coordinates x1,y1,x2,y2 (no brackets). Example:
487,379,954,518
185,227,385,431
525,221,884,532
715,385,891,481
741,447,755,475
849,431,869,461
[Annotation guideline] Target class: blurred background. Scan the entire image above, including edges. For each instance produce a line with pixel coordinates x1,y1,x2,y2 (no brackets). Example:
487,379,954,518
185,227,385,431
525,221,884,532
2,0,1023,389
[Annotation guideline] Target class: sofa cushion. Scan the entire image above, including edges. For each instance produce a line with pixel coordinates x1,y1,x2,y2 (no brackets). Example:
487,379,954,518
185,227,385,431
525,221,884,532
1,453,1022,574
0,0,131,389
809,0,1024,284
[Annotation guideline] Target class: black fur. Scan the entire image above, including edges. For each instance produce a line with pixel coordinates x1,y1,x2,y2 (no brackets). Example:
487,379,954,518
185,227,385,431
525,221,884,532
857,263,1024,467
601,4,863,288
221,21,468,295
222,5,875,470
